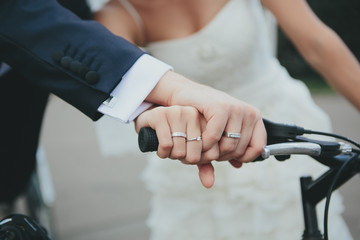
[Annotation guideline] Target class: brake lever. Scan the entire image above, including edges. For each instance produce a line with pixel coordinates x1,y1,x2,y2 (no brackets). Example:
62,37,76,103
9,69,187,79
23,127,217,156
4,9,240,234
253,142,321,162
261,142,322,159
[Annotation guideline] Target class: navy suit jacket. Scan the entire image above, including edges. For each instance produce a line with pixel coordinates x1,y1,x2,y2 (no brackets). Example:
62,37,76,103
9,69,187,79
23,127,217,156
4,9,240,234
0,0,144,120
0,0,146,203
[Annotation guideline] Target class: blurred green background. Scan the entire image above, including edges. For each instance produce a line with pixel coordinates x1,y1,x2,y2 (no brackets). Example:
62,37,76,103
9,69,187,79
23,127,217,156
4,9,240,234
277,0,360,93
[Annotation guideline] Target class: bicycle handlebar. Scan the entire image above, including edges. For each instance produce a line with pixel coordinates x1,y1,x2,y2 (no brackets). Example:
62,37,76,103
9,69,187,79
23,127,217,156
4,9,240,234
138,118,356,166
137,118,294,153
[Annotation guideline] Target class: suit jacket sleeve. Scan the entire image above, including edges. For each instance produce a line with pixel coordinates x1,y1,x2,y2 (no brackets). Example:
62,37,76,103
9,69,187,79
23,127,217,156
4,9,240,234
0,0,144,120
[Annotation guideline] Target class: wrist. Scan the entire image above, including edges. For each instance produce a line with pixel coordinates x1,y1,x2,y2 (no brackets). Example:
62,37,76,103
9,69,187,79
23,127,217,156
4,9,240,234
146,71,199,106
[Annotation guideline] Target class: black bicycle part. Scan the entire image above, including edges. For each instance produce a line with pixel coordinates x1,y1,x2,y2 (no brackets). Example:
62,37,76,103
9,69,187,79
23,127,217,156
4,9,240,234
304,129,360,149
300,153,360,240
0,214,51,240
323,154,357,240
138,127,158,152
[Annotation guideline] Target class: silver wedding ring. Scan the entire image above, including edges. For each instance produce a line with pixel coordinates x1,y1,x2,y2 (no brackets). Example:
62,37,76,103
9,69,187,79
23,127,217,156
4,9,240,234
186,136,202,142
171,132,187,138
223,131,241,139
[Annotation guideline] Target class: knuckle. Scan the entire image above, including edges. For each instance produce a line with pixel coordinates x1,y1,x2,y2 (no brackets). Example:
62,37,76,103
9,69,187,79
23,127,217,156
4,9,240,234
157,152,168,159
221,103,231,112
168,105,183,118
159,141,173,152
233,148,246,159
246,106,262,123
254,108,262,119
204,151,220,161
233,104,244,116
220,141,238,153
187,106,200,119
180,160,191,165
213,102,231,116
186,155,200,164
172,150,186,160
245,107,257,122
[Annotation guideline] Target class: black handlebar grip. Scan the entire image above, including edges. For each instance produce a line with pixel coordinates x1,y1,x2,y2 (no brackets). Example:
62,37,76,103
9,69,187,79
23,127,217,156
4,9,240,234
138,118,305,153
138,127,159,152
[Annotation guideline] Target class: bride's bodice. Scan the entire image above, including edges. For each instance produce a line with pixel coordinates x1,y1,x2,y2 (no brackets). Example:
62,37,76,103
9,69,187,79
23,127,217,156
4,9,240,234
144,0,280,94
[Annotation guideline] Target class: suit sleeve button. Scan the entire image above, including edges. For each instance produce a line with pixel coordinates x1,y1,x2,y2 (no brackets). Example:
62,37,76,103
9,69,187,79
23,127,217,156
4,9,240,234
60,56,73,68
85,71,100,84
70,61,83,75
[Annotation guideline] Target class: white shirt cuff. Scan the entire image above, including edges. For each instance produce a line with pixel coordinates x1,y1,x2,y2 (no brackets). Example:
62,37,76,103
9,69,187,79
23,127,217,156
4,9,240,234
86,0,109,12
97,54,173,123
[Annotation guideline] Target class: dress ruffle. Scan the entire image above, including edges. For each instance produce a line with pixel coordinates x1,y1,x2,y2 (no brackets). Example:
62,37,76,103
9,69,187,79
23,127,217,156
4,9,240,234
142,155,352,240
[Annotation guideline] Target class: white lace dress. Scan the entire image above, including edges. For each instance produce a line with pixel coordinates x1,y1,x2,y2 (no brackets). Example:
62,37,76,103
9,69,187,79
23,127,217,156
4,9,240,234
88,0,353,239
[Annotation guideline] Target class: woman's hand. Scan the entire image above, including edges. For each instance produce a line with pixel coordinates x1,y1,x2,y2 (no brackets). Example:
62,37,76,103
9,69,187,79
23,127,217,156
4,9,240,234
135,105,215,188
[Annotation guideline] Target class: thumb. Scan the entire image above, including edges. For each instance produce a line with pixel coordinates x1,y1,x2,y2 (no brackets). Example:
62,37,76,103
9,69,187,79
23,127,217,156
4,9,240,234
197,163,215,188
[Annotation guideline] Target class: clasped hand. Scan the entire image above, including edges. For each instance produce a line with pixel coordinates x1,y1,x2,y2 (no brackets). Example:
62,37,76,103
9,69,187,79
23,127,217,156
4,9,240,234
135,103,266,188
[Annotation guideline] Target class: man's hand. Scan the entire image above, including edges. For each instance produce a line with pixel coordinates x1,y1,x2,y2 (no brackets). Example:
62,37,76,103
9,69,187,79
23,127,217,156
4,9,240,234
146,71,267,165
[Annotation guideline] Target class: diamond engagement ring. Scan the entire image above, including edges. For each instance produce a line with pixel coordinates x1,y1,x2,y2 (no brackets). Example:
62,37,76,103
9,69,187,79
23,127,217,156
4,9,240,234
223,131,241,139
186,136,202,142
171,132,187,138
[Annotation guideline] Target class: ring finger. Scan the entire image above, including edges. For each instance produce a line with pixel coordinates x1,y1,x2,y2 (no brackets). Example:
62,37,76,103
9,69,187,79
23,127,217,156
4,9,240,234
220,111,258,161
218,116,242,161
169,112,187,160
184,113,202,164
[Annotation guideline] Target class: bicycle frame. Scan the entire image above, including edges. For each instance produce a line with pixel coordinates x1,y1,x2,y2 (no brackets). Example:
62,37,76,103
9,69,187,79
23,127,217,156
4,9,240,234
300,153,360,240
